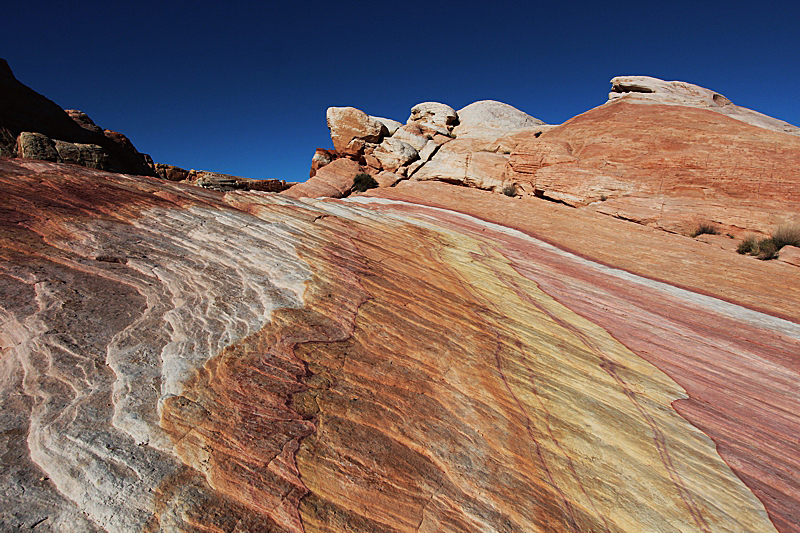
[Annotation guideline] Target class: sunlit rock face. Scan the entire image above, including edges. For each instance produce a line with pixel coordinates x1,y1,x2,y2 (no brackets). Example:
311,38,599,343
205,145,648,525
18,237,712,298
608,76,800,135
1,159,799,533
507,98,800,235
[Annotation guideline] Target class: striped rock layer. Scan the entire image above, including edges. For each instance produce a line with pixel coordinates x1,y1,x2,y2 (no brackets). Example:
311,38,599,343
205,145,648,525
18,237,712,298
1,159,798,532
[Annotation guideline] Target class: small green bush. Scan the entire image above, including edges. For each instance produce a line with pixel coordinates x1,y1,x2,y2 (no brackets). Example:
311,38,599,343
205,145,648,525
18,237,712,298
502,184,517,197
352,172,378,193
691,222,720,238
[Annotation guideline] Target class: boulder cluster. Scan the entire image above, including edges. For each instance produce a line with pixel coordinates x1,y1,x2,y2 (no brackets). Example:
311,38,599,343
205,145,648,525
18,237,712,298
286,99,551,199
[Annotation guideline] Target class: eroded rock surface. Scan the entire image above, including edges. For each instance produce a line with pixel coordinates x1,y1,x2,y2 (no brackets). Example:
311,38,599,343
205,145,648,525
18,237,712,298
453,100,545,138
609,76,800,135
284,158,364,199
407,102,459,136
307,77,799,240
1,159,798,533
326,107,388,155
507,99,800,234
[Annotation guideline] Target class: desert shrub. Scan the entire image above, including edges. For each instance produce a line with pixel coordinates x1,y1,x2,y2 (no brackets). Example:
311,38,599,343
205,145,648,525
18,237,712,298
738,224,800,260
756,238,779,260
352,172,378,192
737,235,758,255
736,235,779,259
770,224,800,249
502,184,517,197
691,222,720,238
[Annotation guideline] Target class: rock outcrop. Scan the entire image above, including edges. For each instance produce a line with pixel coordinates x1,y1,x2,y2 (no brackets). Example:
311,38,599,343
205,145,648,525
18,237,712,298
306,100,547,197
154,162,192,182
309,148,336,177
284,157,364,198
309,77,799,235
0,59,156,175
307,77,799,237
183,169,290,192
452,99,547,138
1,159,798,533
609,76,800,135
326,107,389,155
372,137,418,171
506,97,800,235
3,69,800,533
407,102,459,136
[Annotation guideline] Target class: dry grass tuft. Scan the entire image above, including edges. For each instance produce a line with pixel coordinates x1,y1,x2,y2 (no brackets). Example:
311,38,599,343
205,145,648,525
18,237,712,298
691,222,720,238
736,224,800,260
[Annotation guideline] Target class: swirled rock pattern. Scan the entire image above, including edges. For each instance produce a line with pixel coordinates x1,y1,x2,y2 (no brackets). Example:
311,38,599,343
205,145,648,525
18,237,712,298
1,159,798,532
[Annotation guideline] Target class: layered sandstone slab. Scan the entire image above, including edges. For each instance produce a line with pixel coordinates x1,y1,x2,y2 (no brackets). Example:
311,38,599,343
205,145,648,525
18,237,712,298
507,99,800,234
609,76,800,135
1,160,798,532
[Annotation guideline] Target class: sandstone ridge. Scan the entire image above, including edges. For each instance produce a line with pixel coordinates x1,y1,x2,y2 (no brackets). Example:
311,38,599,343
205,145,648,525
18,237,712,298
609,75,800,135
292,98,548,198
296,76,799,239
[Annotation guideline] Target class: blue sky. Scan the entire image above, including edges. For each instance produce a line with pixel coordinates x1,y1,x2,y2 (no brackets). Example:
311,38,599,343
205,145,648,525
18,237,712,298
3,0,798,181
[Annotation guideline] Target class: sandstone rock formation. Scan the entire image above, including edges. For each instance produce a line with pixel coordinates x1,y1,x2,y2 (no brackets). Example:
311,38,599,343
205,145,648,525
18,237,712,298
183,169,290,192
154,162,191,182
452,99,546,138
0,59,156,176
65,109,103,133
408,102,459,136
610,76,800,135
284,157,364,198
4,70,800,533
309,148,336,177
506,97,800,235
307,100,548,196
372,137,418,171
16,131,60,161
2,159,798,533
326,107,388,155
370,116,402,135
307,77,799,239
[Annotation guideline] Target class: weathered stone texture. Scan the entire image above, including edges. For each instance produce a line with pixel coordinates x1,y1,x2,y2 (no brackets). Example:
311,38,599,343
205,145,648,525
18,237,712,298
507,99,800,234
1,160,798,533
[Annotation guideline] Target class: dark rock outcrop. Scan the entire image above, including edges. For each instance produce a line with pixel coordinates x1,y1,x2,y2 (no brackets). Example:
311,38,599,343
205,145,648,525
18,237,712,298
154,162,191,182
0,58,155,175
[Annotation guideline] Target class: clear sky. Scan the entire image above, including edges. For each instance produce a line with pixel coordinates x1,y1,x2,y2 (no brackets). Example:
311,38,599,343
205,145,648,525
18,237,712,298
3,0,798,182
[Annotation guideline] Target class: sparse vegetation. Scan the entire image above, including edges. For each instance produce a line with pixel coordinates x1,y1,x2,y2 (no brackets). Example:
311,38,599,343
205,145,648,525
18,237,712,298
736,224,800,260
502,184,517,197
691,222,720,238
737,235,759,255
352,173,378,193
770,224,800,250
755,239,779,260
